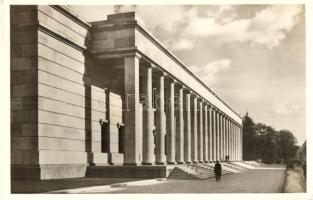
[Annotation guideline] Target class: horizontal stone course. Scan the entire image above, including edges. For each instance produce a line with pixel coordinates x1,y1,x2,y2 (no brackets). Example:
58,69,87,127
40,164,88,179
11,29,37,45
11,96,38,111
38,30,85,63
38,6,88,37
11,57,38,71
38,97,105,120
11,70,37,84
38,136,93,152
38,70,86,97
38,11,85,48
11,150,39,164
39,150,88,164
38,57,85,85
38,123,101,141
38,43,85,74
11,43,38,58
12,110,38,123
12,136,38,150
11,9,37,26
11,123,38,137
38,83,106,111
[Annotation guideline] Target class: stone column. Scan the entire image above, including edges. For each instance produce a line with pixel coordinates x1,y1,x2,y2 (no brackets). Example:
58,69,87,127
124,55,141,165
223,116,226,161
229,119,233,161
232,122,236,161
241,126,243,160
216,111,220,161
225,116,228,159
167,80,176,164
227,118,230,159
234,123,237,161
142,65,154,165
155,74,166,165
220,114,224,161
176,86,184,164
237,125,239,161
184,92,191,163
198,100,204,163
209,106,213,162
236,124,239,161
237,124,239,161
229,120,232,161
204,104,209,162
212,108,216,161
192,96,198,163
239,126,241,161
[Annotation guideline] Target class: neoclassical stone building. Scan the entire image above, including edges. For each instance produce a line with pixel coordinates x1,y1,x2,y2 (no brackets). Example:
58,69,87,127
11,5,243,180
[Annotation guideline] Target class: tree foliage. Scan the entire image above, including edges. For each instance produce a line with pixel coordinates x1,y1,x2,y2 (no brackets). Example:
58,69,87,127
242,113,300,163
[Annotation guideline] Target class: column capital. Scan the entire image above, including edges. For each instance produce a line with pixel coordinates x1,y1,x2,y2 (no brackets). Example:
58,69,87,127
124,52,142,60
191,93,199,99
175,84,185,90
150,63,157,68
207,103,213,109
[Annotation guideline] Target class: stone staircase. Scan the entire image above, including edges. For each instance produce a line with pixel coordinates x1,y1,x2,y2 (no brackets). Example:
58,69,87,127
243,161,262,167
222,162,247,172
228,162,251,170
167,163,232,180
167,161,261,180
234,161,257,169
200,163,234,174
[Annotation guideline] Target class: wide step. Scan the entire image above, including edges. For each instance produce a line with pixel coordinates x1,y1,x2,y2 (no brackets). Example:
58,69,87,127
168,164,218,180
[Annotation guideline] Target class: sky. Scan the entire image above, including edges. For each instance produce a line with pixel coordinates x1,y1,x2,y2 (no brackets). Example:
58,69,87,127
70,5,306,144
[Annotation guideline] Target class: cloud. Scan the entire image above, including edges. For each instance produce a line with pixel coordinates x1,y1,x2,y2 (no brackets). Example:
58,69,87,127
269,100,300,115
70,5,303,50
136,6,188,32
184,5,303,49
171,38,195,50
190,59,232,86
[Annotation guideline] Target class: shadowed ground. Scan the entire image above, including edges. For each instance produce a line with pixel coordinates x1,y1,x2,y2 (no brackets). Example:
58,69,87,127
104,164,286,193
12,164,286,193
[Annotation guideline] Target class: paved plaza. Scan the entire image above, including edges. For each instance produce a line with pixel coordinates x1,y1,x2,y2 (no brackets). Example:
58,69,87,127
37,164,286,194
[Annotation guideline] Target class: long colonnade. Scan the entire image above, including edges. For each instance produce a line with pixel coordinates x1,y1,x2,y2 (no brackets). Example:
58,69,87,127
124,55,243,166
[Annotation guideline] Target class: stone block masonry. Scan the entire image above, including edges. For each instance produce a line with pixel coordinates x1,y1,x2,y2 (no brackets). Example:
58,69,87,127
11,5,243,180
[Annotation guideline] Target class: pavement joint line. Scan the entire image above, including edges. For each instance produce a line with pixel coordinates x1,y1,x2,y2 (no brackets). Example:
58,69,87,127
253,167,286,170
47,178,161,193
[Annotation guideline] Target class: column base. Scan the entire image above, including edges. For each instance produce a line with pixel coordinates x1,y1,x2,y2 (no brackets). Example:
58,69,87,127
177,161,184,164
123,163,140,166
185,161,192,164
156,162,165,165
142,162,153,165
198,160,204,163
192,161,198,164
167,161,176,165
204,161,209,163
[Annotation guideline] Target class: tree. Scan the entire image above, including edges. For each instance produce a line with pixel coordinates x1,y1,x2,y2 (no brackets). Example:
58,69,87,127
276,130,298,163
301,140,306,160
242,113,300,164
254,123,279,163
242,112,256,160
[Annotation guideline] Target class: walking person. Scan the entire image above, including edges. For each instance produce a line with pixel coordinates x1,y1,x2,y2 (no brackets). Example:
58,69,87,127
214,160,222,182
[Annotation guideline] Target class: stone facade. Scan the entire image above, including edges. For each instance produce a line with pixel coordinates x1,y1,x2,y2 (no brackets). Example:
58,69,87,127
11,5,243,180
